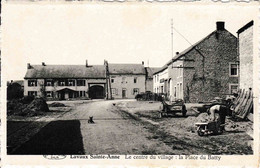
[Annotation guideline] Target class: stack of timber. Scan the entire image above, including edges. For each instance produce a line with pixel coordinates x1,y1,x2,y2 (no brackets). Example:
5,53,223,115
232,89,253,121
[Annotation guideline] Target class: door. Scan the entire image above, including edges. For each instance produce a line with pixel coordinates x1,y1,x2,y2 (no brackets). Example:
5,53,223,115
122,89,127,98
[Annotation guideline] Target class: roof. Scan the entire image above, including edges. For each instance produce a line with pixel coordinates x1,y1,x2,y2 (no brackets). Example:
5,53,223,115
145,67,161,78
25,65,106,79
237,20,254,34
153,29,236,75
108,64,145,75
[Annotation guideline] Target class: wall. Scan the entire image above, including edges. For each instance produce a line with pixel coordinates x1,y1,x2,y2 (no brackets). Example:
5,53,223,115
145,78,153,92
239,26,253,90
110,74,145,99
168,61,184,101
24,78,106,99
153,68,168,94
182,30,238,103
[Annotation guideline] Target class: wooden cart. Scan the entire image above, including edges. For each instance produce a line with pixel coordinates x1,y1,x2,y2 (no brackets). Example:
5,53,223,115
159,99,187,118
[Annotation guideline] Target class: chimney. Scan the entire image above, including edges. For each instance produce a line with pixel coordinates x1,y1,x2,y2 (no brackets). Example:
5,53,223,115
216,21,225,31
27,63,31,69
86,60,88,67
142,61,144,65
42,62,46,66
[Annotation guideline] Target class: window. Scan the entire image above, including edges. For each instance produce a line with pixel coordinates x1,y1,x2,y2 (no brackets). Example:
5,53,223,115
174,86,176,97
58,80,66,86
77,79,86,86
230,63,238,76
111,78,114,83
230,84,238,94
79,91,86,97
46,91,53,98
28,91,37,96
154,76,156,83
161,86,164,93
68,79,75,86
180,83,183,98
134,77,137,83
46,79,53,86
28,80,37,87
133,88,139,95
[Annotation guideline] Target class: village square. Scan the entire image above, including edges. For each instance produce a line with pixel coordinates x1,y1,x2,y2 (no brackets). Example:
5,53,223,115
6,19,255,155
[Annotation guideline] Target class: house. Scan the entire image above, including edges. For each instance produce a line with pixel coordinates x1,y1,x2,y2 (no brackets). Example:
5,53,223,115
145,67,161,92
237,20,254,91
24,61,107,100
108,63,146,99
153,65,169,95
162,21,238,103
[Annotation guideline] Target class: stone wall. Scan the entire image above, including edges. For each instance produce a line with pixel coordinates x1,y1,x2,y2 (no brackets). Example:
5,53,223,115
183,30,238,103
239,26,253,90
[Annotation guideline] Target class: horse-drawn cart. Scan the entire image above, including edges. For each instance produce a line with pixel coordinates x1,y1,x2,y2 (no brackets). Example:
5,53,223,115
159,99,187,118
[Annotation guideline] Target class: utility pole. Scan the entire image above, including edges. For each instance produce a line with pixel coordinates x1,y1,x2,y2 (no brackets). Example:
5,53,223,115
104,60,112,100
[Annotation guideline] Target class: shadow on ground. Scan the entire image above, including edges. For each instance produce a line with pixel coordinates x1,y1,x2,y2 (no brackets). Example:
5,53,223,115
8,120,84,155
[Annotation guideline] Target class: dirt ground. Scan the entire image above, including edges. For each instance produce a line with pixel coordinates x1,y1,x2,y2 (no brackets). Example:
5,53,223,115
7,99,253,155
116,101,253,154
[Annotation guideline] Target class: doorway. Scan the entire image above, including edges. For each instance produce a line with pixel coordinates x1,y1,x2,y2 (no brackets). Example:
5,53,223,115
122,89,127,98
89,85,105,99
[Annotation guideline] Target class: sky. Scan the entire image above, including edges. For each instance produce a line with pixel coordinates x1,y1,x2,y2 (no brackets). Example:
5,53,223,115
2,2,258,80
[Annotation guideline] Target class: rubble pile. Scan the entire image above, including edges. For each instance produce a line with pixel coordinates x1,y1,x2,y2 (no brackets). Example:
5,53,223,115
7,97,49,116
179,113,210,132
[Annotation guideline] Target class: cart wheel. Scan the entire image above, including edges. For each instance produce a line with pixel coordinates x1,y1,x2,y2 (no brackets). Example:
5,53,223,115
182,105,187,117
197,128,204,136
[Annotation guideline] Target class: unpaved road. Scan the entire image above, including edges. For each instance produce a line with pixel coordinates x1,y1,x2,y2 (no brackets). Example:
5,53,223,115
61,100,173,154
8,100,253,155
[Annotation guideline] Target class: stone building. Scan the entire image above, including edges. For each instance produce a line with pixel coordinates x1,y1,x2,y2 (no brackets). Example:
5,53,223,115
24,61,107,100
237,20,254,91
157,22,238,103
109,63,146,99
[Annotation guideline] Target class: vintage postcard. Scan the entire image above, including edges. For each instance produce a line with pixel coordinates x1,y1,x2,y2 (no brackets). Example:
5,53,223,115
1,1,259,167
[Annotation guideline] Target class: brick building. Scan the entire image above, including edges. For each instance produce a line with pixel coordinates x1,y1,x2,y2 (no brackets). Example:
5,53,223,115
156,22,238,103
237,20,254,91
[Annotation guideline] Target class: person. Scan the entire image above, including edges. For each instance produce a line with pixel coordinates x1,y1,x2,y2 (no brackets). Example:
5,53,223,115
208,99,230,132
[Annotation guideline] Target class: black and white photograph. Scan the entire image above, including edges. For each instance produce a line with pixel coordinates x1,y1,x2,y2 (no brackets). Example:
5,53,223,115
1,1,259,166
